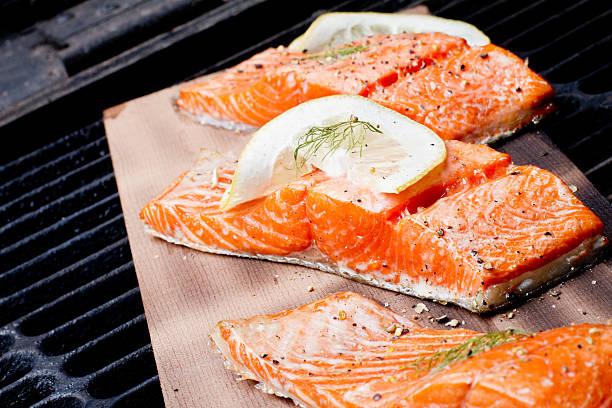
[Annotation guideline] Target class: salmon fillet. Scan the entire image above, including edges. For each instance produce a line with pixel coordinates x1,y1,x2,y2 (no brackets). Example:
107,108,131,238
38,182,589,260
140,142,606,312
369,44,554,143
178,33,467,130
210,291,612,408
177,33,553,143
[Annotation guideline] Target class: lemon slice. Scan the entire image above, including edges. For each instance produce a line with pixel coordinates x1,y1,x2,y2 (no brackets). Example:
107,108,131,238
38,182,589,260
288,12,489,53
220,96,446,210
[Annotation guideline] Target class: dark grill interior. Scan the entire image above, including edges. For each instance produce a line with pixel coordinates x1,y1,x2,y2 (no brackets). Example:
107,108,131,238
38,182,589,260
1,0,610,406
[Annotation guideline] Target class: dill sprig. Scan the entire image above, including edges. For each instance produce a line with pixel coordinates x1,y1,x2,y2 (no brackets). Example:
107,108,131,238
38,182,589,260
402,328,531,373
300,44,370,61
293,116,382,169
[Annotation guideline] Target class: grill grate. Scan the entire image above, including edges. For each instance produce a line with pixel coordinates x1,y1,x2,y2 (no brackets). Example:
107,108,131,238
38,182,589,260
1,0,611,406
428,0,612,197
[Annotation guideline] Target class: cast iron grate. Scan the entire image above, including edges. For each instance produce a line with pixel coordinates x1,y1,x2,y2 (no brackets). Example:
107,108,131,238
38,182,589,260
1,0,610,406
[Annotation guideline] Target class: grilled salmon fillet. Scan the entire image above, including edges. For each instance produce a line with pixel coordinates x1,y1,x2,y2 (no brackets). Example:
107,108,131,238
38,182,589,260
370,43,554,143
210,291,612,408
177,33,553,143
140,142,606,312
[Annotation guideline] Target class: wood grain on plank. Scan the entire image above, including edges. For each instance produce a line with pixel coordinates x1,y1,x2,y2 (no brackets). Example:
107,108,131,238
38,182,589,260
103,46,611,408
104,80,611,407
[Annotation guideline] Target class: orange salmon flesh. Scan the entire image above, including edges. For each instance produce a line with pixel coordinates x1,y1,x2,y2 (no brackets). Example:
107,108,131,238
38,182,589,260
140,141,606,312
210,291,612,408
177,33,554,143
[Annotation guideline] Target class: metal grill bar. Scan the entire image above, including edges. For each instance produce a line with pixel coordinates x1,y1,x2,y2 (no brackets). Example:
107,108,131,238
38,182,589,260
430,0,476,16
39,287,143,356
0,121,104,185
0,172,117,244
579,62,612,94
0,215,126,296
481,0,551,33
585,156,612,178
499,0,595,49
0,351,36,388
484,0,573,38
86,344,155,398
0,136,108,202
566,124,612,155
0,374,57,407
63,314,148,377
548,108,611,149
109,374,162,407
459,0,506,21
1,240,131,328
542,34,612,80
525,12,612,74
17,261,136,336
463,0,551,29
30,395,86,408
1,194,121,270
0,155,113,225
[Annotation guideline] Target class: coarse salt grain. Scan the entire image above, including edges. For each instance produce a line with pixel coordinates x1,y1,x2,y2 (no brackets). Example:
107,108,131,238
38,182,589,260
445,319,459,327
414,303,429,314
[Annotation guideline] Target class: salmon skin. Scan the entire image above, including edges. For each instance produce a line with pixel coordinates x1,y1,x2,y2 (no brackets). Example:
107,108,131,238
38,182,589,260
140,141,606,312
177,33,554,144
210,291,612,408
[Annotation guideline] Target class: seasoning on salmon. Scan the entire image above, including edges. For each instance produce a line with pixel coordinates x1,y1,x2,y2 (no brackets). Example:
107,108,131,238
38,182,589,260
370,43,554,143
140,141,606,312
210,291,612,408
177,33,553,143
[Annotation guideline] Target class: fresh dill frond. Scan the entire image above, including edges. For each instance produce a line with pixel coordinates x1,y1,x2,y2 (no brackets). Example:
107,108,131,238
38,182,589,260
293,117,382,169
300,44,370,61
401,328,531,373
